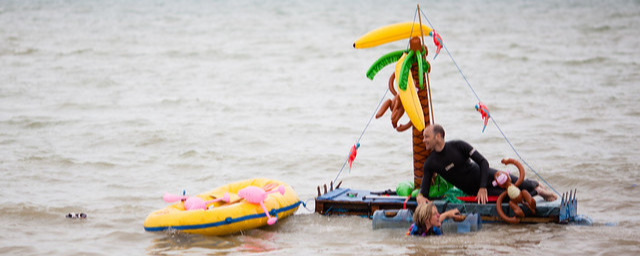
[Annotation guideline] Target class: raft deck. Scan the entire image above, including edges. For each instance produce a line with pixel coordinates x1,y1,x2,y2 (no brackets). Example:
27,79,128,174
315,188,574,224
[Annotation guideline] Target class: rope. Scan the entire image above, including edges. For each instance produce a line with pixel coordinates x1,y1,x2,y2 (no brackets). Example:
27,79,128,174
415,6,436,125
406,9,418,50
418,7,560,196
324,206,334,216
300,199,315,212
332,88,390,185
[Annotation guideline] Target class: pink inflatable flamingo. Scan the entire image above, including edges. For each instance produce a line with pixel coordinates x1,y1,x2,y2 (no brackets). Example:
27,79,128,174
163,192,230,211
237,185,286,225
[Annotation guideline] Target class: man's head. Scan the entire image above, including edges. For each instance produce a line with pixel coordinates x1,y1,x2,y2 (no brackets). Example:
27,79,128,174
423,124,445,151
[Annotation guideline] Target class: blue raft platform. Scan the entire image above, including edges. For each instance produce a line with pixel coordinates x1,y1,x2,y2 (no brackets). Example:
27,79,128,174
315,187,585,224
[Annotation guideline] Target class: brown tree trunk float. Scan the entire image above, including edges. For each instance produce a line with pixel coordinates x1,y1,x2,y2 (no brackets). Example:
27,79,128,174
411,37,432,188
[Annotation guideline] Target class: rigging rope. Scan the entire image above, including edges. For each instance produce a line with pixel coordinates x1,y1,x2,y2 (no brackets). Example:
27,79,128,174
418,7,560,196
332,88,390,185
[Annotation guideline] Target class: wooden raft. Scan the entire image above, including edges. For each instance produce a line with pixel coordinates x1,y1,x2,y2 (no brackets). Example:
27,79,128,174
315,188,562,224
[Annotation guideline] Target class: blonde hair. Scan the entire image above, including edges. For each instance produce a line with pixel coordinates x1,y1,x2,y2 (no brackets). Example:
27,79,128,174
413,202,436,229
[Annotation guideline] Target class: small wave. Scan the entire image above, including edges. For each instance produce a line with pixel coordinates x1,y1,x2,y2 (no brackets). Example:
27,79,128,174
159,98,188,105
1,116,76,129
135,134,167,147
104,230,146,242
162,50,200,59
55,48,93,57
147,229,241,253
570,116,597,124
21,155,75,167
625,109,640,117
576,23,613,34
0,245,37,256
77,160,117,169
591,25,612,33
563,56,609,66
0,202,77,219
12,48,39,56
179,150,198,158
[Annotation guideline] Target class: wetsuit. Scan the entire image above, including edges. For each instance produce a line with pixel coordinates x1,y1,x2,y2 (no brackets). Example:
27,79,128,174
420,140,539,198
407,223,442,236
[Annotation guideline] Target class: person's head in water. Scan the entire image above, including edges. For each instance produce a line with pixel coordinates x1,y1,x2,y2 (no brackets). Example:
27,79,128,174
422,124,445,152
413,202,441,230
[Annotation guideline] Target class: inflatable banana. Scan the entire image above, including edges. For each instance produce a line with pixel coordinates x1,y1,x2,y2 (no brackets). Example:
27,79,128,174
395,54,425,131
354,22,433,49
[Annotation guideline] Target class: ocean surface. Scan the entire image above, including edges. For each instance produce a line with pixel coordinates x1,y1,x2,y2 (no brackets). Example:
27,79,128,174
1,0,639,255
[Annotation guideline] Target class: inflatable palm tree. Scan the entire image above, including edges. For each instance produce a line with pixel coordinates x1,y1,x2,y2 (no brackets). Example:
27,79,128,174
354,20,439,189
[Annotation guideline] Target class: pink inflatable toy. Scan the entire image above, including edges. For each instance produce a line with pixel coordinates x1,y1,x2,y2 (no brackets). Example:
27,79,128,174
237,185,286,225
163,192,230,211
163,192,188,203
492,170,510,187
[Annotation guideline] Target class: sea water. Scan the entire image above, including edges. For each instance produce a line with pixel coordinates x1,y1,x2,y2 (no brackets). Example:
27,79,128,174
1,0,639,255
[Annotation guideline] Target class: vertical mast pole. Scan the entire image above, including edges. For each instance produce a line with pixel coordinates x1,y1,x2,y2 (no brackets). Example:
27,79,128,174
417,4,435,125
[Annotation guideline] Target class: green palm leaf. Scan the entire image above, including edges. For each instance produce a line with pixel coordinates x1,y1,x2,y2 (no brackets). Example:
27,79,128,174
398,50,415,91
417,50,424,90
366,50,405,80
421,57,430,80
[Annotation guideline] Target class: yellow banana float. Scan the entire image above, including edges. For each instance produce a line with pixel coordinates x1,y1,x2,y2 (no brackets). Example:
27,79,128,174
395,53,425,131
353,22,433,49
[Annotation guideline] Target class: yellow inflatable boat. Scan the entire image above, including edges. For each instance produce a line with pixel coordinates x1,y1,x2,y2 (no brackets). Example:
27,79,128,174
144,178,300,236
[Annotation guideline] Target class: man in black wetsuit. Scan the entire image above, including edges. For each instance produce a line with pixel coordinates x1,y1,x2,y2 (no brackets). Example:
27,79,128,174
416,124,558,205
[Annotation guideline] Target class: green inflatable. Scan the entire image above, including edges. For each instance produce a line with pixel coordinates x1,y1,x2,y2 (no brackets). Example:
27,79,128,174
429,175,453,198
396,181,413,197
411,188,420,198
397,175,455,198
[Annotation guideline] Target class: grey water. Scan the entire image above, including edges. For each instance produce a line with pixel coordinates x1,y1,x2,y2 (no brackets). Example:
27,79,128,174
1,0,639,255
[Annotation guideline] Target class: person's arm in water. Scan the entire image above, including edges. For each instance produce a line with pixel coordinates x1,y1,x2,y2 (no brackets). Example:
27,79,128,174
439,208,461,223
